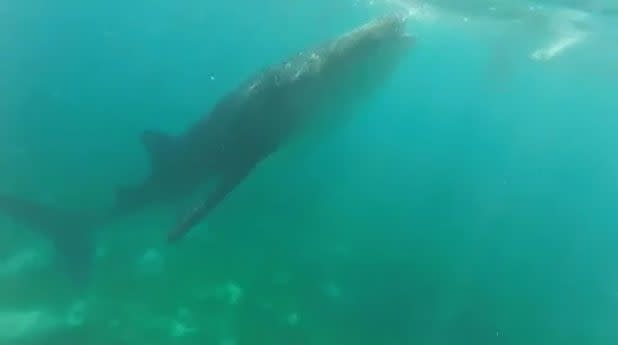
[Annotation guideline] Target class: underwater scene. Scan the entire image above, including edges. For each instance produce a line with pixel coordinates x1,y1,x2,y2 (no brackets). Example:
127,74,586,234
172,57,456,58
1,0,617,344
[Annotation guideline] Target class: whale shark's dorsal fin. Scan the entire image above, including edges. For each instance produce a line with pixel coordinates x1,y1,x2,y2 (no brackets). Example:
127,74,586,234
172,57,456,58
141,130,177,172
111,130,179,216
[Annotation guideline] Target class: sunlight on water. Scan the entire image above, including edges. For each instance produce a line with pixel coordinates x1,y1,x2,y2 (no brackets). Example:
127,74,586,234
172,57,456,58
0,0,617,344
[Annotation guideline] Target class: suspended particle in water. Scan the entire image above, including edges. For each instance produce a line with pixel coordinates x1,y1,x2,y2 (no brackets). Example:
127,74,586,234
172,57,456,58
136,248,164,275
286,312,300,326
170,321,195,338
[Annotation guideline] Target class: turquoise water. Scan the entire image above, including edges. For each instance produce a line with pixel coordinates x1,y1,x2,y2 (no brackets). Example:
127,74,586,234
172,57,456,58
1,0,618,344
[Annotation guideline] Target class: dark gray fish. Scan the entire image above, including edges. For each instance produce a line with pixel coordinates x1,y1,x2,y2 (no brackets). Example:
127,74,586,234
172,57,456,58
112,14,415,242
0,15,415,281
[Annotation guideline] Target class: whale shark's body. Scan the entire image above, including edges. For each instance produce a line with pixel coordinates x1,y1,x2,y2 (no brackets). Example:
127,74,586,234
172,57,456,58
0,14,414,283
113,14,414,242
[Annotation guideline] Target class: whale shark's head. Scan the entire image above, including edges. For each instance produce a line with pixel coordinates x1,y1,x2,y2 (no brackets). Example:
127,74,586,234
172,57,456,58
270,14,415,142
306,14,414,114
327,13,414,71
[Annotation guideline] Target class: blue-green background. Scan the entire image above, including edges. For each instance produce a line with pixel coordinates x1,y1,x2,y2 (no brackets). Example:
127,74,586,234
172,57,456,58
1,0,617,344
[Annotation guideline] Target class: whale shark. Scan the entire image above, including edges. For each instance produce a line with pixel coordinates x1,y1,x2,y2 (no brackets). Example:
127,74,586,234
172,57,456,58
112,14,415,242
0,14,414,282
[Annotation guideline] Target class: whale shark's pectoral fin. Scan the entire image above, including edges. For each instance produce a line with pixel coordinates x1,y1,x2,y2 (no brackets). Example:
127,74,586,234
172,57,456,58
167,162,258,243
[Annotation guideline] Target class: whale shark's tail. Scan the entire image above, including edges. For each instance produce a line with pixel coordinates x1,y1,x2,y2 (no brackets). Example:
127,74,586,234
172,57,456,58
0,194,100,285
